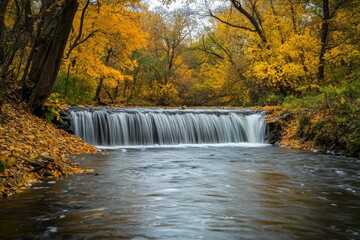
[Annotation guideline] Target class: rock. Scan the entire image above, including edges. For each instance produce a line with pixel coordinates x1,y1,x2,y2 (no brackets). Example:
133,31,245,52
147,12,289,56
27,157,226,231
55,110,74,134
266,112,295,144
266,121,282,144
280,112,295,122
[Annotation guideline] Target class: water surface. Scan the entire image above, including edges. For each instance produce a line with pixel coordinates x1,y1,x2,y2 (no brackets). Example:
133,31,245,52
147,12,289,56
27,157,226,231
0,145,359,239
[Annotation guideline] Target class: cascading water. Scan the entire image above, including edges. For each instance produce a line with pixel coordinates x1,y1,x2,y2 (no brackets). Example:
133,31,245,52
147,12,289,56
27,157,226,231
70,108,267,146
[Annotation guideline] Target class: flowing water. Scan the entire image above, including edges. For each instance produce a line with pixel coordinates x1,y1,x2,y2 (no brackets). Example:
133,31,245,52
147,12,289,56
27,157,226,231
0,146,359,240
0,109,359,239
69,109,267,146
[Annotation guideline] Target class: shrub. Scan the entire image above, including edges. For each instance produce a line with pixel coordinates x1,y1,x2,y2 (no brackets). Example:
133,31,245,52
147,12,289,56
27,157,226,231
258,92,284,106
282,78,360,156
42,93,64,122
53,72,96,105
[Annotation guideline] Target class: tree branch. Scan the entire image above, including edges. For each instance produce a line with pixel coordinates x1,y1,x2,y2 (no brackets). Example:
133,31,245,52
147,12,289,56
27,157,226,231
208,9,257,33
66,0,90,58
230,0,267,43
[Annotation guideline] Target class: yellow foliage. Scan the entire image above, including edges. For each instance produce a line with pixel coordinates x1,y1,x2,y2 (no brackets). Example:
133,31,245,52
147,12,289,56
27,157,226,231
61,0,148,99
245,16,319,92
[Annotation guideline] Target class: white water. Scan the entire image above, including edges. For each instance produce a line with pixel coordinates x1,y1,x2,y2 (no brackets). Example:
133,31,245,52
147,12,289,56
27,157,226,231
70,108,267,146
97,142,271,150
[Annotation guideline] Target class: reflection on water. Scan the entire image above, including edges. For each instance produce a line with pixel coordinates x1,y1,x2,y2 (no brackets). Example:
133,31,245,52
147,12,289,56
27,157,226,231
0,146,359,239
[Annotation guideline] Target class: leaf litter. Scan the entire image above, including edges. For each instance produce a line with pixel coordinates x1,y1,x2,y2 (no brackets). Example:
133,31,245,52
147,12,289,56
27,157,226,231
0,104,97,197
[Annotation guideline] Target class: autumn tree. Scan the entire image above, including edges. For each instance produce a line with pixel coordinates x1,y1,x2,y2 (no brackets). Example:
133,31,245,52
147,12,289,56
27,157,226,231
309,0,357,81
0,0,147,112
130,7,194,105
322,1,360,79
25,0,78,114
193,18,257,105
0,0,79,114
200,0,321,101
55,0,147,104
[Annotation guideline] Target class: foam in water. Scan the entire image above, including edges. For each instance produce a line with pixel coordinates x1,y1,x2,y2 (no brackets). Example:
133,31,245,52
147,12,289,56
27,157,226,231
70,108,267,147
97,143,271,150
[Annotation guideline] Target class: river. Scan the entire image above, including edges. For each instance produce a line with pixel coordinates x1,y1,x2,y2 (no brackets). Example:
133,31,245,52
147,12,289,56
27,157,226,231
0,145,359,239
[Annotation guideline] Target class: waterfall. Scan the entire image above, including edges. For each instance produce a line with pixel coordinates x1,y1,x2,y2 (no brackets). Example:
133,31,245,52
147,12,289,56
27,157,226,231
70,108,267,146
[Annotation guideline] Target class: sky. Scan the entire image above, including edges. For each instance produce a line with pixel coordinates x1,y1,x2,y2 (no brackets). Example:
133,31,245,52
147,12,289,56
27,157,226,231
145,0,185,10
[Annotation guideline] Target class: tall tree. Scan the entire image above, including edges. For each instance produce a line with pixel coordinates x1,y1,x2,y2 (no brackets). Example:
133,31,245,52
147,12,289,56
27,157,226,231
0,0,79,114
56,0,147,104
132,8,193,105
25,0,79,114
315,0,354,81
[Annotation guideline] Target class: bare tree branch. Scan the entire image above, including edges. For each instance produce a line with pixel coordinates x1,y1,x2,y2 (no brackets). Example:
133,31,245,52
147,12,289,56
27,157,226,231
208,9,258,32
229,0,267,43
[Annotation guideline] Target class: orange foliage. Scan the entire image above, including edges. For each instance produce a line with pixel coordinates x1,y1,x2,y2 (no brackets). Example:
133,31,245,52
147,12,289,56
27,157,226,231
0,105,97,197
61,0,148,101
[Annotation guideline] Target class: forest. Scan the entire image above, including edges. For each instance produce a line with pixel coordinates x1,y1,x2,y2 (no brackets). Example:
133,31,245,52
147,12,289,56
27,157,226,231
0,0,359,154
1,1,360,236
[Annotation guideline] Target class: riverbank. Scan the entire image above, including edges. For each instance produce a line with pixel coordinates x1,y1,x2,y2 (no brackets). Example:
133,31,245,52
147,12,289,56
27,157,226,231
258,106,317,151
0,104,97,197
258,106,359,157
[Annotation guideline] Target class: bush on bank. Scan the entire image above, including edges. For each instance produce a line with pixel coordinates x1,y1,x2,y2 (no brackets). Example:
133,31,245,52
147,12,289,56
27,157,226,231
282,78,360,157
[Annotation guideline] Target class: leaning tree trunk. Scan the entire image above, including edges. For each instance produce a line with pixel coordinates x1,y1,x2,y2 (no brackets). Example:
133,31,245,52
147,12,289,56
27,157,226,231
26,0,78,114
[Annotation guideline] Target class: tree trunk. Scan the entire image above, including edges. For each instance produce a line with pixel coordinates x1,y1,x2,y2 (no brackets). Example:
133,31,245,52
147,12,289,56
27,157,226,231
317,0,330,81
129,67,139,101
64,62,71,96
94,48,112,104
0,0,9,65
26,0,78,114
94,77,104,104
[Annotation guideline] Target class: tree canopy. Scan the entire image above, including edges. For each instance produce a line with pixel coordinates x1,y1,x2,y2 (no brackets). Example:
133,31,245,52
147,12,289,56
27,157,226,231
0,0,359,108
